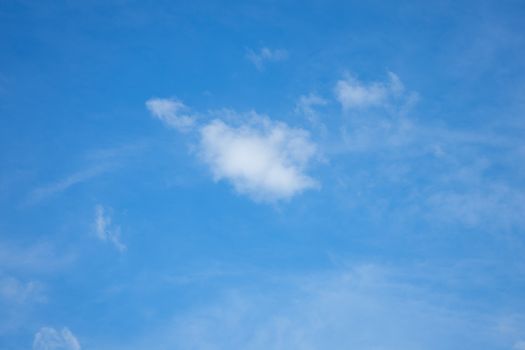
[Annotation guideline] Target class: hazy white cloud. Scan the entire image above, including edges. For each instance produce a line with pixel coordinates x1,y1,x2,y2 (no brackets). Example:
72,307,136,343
424,185,525,229
339,115,416,153
33,327,81,350
0,275,46,304
246,47,288,70
103,264,518,350
0,241,72,335
515,341,525,350
25,143,142,205
146,98,196,132
333,78,525,230
0,276,47,336
295,93,327,120
0,240,73,273
27,165,110,205
94,205,126,252
199,116,318,202
335,72,404,109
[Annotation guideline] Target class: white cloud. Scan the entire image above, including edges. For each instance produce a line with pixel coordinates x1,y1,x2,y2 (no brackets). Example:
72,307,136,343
33,327,81,350
146,98,196,132
198,116,318,202
94,205,126,252
246,47,288,70
145,97,320,203
335,72,404,109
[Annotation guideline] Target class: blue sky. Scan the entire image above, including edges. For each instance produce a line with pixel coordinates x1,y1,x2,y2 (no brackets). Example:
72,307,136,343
1,0,525,349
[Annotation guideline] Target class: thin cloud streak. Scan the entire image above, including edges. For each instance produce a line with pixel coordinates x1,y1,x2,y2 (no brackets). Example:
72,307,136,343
94,205,126,252
26,165,111,205
24,143,145,205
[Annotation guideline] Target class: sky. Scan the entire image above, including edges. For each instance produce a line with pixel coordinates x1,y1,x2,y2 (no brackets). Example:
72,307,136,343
1,0,525,349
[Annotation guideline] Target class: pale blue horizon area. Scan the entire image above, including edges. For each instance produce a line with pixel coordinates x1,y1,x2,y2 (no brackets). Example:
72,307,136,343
1,1,525,349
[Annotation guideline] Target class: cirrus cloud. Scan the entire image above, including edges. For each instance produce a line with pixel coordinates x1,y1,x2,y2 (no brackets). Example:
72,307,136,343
94,205,126,252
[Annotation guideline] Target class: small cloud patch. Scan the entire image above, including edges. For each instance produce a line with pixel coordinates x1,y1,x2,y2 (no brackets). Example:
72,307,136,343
335,72,404,109
146,98,196,132
246,47,288,70
94,205,126,252
199,116,318,202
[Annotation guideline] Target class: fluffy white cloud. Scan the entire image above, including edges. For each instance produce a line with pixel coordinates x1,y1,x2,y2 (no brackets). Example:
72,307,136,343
199,116,318,202
94,205,126,252
146,98,196,132
33,327,81,350
246,47,288,70
335,72,404,109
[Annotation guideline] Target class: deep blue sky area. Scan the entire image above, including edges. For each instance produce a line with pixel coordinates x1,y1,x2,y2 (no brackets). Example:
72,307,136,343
1,1,525,349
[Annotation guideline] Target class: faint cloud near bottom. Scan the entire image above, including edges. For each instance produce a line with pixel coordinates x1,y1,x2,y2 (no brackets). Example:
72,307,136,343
33,327,81,350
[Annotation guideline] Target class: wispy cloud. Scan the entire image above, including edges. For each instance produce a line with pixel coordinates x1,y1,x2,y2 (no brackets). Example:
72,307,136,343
424,184,525,229
0,275,46,304
147,70,525,226
33,327,81,350
102,263,522,350
246,47,288,70
25,143,144,205
295,93,328,129
515,340,525,350
0,241,71,335
94,205,126,252
335,72,404,110
0,240,73,273
199,115,318,202
329,72,525,230
146,97,196,132
26,165,111,205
